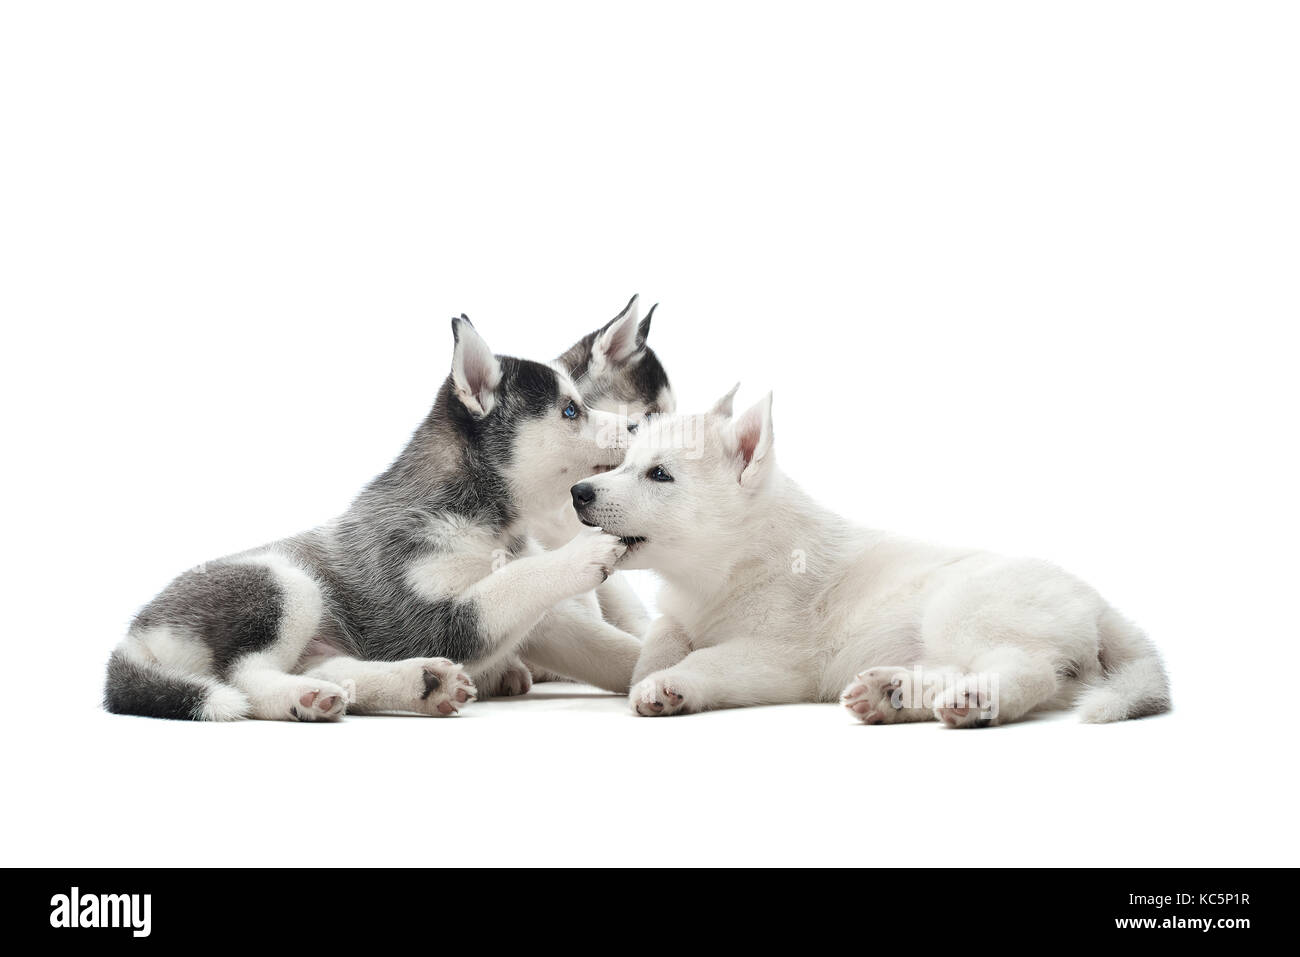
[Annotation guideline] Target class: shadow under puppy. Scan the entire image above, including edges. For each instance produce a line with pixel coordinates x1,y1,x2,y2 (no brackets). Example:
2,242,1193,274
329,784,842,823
105,314,639,721
571,389,1171,727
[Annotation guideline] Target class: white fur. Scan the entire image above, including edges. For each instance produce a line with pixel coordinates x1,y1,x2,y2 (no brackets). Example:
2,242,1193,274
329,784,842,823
403,515,504,599
229,651,349,722
581,397,1170,726
503,405,627,509
521,593,645,693
708,382,740,418
300,654,477,716
123,624,213,675
197,682,250,722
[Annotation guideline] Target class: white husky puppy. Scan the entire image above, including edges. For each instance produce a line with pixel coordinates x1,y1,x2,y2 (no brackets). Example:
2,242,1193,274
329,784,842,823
570,390,1170,726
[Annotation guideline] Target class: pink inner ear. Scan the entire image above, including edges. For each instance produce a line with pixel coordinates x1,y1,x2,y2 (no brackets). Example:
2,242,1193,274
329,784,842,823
599,312,641,364
735,408,764,469
456,327,499,406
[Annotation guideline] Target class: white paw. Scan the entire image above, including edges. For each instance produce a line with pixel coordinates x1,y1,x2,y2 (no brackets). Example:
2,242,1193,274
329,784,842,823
289,681,349,722
629,673,689,717
561,529,627,592
409,658,476,716
933,676,996,728
840,666,911,725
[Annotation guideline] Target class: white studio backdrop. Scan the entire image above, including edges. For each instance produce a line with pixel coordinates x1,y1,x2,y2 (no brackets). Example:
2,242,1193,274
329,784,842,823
1,2,1297,866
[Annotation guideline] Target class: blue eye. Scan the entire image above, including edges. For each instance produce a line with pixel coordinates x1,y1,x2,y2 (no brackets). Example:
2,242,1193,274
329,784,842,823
648,465,673,482
562,400,578,419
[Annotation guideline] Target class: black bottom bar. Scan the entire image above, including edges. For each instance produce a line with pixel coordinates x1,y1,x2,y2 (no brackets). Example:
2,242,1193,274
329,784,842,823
12,867,1283,944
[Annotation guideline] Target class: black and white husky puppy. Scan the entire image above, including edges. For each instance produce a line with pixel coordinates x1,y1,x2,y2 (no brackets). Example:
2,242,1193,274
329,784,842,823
105,312,654,721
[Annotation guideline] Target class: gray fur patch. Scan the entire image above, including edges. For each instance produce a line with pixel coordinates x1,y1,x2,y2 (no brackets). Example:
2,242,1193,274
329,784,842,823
132,562,284,678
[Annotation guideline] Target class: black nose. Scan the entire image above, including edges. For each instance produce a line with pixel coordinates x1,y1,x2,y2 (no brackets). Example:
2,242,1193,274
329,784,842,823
570,482,596,509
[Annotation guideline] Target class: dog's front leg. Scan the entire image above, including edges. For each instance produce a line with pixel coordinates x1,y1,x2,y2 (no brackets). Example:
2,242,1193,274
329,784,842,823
595,573,651,637
522,597,642,694
629,641,817,716
631,615,692,684
447,529,627,676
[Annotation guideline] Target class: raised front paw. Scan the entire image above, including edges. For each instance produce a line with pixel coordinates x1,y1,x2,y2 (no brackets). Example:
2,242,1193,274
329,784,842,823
410,658,476,716
629,674,690,717
560,528,628,593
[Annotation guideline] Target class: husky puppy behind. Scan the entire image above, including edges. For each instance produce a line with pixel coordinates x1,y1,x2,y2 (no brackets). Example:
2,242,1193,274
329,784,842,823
105,315,640,721
505,294,675,688
544,295,675,634
571,391,1171,726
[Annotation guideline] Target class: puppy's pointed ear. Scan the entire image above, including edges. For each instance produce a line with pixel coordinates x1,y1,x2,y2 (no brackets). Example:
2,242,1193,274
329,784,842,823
636,302,658,348
591,294,646,373
731,392,774,487
709,382,741,418
450,315,501,417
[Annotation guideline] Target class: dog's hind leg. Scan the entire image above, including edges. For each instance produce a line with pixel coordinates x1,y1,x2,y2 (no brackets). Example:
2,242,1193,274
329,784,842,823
914,559,1105,727
107,550,342,721
217,553,353,721
932,645,1059,728
229,653,349,721
299,653,476,716
839,665,948,725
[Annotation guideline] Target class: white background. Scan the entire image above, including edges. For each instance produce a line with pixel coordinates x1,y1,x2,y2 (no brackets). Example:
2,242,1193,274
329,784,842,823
2,2,1297,867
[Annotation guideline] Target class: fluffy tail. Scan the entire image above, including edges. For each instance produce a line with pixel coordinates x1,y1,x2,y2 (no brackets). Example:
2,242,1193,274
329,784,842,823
1076,609,1171,723
104,649,248,721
